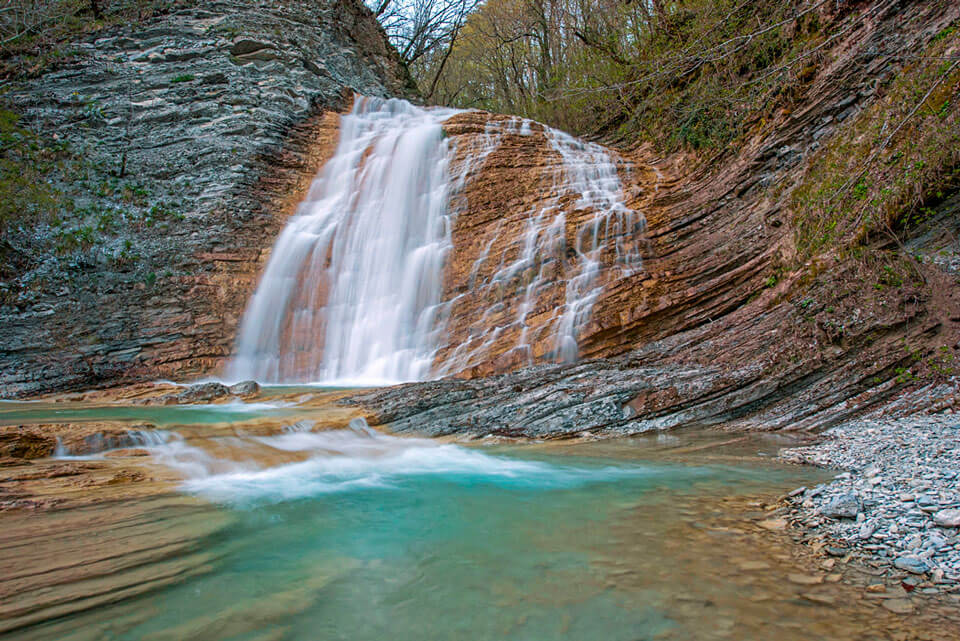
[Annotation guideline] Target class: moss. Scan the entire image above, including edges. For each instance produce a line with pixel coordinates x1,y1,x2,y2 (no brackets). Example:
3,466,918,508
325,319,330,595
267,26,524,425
790,28,960,261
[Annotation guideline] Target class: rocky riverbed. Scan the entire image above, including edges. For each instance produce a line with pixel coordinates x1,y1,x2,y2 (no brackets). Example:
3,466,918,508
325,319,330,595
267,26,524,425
780,414,960,587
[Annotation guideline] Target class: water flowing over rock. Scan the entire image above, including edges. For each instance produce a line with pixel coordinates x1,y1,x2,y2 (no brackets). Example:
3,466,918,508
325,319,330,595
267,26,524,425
435,113,646,377
1,0,957,446
229,100,644,384
341,1,960,437
229,97,461,384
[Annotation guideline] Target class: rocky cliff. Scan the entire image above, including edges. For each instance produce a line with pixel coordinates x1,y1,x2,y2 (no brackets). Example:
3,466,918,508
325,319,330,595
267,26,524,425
345,0,960,436
3,0,959,439
0,0,414,396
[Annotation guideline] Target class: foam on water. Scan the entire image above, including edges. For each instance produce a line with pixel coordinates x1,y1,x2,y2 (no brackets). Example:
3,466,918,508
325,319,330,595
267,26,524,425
144,420,646,506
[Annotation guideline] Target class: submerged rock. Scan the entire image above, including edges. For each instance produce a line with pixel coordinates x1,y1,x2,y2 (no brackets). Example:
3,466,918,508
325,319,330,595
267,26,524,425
881,598,914,615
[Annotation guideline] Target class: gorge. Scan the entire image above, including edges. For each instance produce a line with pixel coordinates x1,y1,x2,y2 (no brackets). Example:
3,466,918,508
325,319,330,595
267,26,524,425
2,0,960,638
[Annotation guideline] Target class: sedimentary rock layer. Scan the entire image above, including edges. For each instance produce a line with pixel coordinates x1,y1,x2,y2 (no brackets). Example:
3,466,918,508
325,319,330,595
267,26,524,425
346,0,960,435
0,0,413,396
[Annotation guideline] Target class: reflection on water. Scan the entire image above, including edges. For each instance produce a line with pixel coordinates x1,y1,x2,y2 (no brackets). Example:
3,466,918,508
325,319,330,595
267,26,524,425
0,423,955,640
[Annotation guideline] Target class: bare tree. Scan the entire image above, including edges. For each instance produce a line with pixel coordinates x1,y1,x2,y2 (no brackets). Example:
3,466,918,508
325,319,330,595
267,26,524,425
368,0,481,66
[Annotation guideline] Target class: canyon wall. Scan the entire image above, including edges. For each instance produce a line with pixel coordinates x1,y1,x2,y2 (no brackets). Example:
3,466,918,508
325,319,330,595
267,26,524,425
348,0,960,435
2,0,958,439
0,0,414,396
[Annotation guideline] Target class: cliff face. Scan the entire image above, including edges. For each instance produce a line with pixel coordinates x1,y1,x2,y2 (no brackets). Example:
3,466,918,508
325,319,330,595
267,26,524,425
0,0,414,396
347,0,960,436
433,112,655,377
3,0,958,438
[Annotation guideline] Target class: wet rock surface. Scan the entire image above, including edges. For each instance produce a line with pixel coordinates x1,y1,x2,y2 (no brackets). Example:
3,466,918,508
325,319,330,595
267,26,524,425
343,355,722,438
0,0,413,397
174,381,230,403
228,380,260,397
344,328,955,439
780,415,960,584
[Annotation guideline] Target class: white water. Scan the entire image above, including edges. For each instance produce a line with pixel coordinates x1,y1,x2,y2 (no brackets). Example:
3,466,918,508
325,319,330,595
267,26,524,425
229,96,461,385
141,419,644,505
53,429,178,459
434,123,644,373
229,96,643,385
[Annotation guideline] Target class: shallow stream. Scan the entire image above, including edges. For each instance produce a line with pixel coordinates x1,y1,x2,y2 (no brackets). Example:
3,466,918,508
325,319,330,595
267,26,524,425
0,400,953,640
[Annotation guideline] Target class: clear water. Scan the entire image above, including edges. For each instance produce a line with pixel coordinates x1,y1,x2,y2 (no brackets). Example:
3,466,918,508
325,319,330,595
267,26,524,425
0,399,302,427
7,425,901,641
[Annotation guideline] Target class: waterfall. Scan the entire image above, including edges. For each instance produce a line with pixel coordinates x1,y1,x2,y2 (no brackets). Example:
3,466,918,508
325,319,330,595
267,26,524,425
229,96,643,385
433,123,644,375
229,96,461,384
548,129,643,363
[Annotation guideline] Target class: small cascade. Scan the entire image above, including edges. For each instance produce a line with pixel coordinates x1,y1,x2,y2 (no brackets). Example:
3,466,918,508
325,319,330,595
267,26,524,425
435,119,644,375
54,429,178,458
548,129,644,362
229,96,644,385
139,423,641,505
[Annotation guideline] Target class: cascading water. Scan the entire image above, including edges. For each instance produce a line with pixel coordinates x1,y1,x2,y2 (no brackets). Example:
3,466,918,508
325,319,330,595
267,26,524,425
229,96,461,384
549,129,644,363
433,121,644,374
229,96,643,385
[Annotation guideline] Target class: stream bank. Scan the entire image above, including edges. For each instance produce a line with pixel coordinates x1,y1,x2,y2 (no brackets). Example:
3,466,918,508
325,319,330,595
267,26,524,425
779,414,960,591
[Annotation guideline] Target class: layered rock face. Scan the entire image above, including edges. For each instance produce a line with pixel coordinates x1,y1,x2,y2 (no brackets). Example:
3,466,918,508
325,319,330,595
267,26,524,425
0,0,414,396
223,101,650,385
434,112,653,378
4,0,958,441
347,0,960,435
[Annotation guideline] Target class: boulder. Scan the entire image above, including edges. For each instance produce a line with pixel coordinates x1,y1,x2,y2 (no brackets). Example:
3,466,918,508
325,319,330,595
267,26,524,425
229,380,261,397
177,382,230,403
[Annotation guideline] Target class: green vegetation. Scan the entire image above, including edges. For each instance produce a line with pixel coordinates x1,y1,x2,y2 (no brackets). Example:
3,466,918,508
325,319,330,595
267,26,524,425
171,74,195,83
0,109,68,234
414,0,836,151
0,100,187,278
895,341,956,384
791,30,960,259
